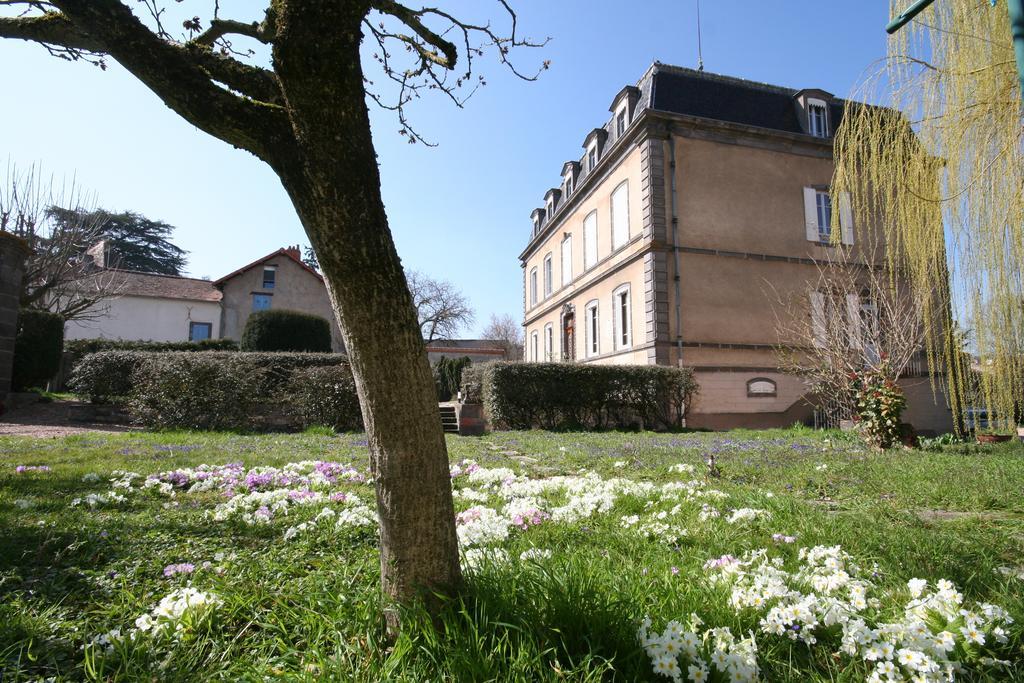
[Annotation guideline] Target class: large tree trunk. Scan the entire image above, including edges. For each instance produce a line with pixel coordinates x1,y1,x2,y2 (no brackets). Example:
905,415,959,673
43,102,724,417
271,0,462,615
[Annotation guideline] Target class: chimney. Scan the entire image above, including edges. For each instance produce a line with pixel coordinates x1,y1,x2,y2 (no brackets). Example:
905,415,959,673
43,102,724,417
285,245,300,259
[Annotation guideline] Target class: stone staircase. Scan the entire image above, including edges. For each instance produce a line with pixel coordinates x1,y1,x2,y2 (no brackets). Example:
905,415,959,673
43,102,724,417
439,403,459,433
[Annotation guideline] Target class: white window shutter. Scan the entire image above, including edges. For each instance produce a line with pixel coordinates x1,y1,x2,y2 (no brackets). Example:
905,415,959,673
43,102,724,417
811,291,826,348
803,187,819,242
839,192,854,245
846,293,862,350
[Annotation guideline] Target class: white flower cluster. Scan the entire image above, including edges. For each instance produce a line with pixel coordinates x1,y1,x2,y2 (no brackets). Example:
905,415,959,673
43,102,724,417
704,545,1015,682
71,492,126,508
725,508,770,524
210,489,325,525
639,615,759,682
91,588,222,652
621,506,688,545
456,505,511,547
668,463,696,474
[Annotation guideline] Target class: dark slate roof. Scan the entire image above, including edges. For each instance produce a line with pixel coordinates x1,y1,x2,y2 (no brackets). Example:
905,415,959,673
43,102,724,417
650,64,845,135
115,270,222,302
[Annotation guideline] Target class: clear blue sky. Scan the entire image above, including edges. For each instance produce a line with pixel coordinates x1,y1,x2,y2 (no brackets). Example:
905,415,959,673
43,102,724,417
0,1,891,336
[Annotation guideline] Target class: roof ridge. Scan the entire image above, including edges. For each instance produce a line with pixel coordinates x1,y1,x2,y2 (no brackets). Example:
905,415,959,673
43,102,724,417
652,61,802,97
107,268,213,283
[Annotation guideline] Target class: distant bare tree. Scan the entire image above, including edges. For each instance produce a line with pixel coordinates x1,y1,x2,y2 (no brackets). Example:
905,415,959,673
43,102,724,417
407,270,474,342
771,242,926,418
481,312,524,360
0,164,125,321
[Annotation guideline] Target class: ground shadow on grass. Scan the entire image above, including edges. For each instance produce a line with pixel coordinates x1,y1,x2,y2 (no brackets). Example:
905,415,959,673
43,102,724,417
385,557,649,681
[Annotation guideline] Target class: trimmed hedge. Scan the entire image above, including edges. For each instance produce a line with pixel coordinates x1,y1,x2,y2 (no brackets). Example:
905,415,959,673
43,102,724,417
12,309,64,391
65,338,238,356
241,309,331,352
473,361,698,431
70,351,354,430
285,365,363,432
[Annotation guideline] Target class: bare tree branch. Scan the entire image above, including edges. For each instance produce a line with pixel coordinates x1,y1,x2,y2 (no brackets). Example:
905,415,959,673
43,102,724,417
407,270,474,342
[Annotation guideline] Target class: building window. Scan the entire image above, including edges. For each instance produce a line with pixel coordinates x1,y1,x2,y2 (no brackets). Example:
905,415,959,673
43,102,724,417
584,211,598,270
262,266,277,289
815,190,832,242
529,267,538,307
616,109,627,137
544,322,554,361
587,145,598,172
612,284,631,350
189,321,212,341
252,293,272,311
531,331,539,361
808,100,829,137
747,378,777,397
585,300,599,358
611,181,629,251
543,253,553,297
564,175,573,197
546,197,555,217
561,235,573,287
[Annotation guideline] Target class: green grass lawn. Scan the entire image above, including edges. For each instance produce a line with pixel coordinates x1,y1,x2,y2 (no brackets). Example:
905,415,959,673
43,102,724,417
1,428,1022,681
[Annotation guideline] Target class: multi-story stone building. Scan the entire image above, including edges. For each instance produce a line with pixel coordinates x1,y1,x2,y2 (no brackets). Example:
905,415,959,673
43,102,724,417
520,63,952,432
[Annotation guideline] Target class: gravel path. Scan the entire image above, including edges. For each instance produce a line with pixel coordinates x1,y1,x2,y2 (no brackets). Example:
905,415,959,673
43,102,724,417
0,399,133,437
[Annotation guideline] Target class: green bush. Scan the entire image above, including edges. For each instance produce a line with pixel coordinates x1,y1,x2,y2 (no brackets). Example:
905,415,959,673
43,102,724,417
285,365,363,432
434,356,472,401
477,362,698,431
70,350,354,430
128,353,266,431
65,338,237,356
68,350,145,402
11,309,64,391
241,309,331,352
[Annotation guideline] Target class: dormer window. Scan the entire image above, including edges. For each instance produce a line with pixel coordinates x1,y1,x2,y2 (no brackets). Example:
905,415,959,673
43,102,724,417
563,175,573,197
616,110,627,137
587,146,598,172
808,99,829,137
546,197,554,217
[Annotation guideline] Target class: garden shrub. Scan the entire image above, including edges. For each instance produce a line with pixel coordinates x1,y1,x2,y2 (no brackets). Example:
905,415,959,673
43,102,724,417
285,364,362,432
69,350,145,402
434,356,472,401
65,338,238,356
851,360,906,449
241,309,331,352
128,354,266,431
12,309,65,391
478,362,698,431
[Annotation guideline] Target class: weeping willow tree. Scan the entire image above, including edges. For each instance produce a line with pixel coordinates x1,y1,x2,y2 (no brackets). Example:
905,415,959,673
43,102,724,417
833,0,1024,433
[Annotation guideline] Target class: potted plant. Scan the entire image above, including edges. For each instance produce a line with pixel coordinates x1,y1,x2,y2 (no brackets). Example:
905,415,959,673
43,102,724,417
976,428,1013,444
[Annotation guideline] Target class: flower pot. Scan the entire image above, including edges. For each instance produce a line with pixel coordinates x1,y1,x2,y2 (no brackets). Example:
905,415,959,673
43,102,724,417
977,433,1012,444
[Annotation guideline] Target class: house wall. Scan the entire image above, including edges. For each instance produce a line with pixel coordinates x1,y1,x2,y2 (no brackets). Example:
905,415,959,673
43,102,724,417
64,296,221,342
219,257,344,351
523,144,649,364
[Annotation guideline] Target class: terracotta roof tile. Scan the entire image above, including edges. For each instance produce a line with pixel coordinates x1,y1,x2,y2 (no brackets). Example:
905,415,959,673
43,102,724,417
114,270,222,302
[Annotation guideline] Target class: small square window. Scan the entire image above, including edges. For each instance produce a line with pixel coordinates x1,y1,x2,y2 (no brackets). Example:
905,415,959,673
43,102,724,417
262,267,277,289
189,322,212,341
253,293,272,311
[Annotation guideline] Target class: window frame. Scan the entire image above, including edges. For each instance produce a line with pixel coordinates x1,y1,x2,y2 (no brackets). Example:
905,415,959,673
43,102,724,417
807,98,829,137
610,181,630,251
252,293,272,312
746,377,778,398
612,283,632,350
262,266,277,289
543,253,553,298
815,189,833,242
530,331,539,361
560,234,573,287
587,143,598,172
585,299,599,358
583,211,598,271
543,322,554,361
188,321,212,342
529,267,538,307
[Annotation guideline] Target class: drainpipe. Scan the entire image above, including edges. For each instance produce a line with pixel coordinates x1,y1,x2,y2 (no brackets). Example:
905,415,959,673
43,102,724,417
667,131,683,366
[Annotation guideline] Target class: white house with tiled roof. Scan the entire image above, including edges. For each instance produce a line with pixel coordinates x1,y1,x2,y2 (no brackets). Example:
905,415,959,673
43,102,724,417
64,270,222,343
